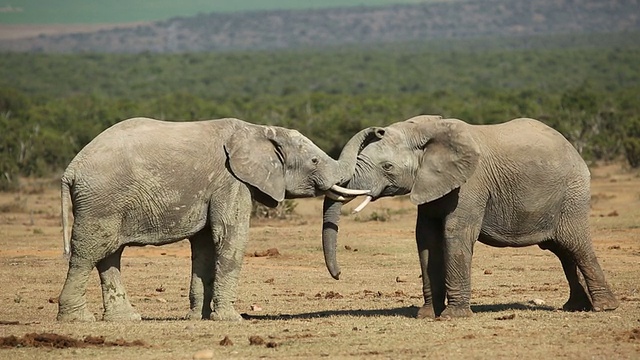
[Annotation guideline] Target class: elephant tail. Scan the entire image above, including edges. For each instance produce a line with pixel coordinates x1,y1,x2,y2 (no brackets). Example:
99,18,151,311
61,176,73,260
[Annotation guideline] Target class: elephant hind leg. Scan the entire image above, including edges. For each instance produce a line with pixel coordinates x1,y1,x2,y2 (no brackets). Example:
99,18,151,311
57,251,97,322
97,246,141,321
573,247,619,312
539,240,591,311
550,224,619,312
186,229,215,320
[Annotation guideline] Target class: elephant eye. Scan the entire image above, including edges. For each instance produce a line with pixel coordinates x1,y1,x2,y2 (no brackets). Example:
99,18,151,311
311,157,319,165
381,162,394,172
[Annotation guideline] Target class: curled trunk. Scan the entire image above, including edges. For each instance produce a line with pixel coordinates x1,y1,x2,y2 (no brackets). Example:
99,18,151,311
322,127,376,279
336,127,377,183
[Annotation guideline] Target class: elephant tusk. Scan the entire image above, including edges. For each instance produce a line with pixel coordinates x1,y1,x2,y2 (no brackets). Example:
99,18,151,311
325,190,355,203
352,195,373,214
329,185,370,196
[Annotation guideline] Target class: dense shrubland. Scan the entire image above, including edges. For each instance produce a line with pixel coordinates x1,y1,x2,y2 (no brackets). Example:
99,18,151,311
1,34,639,191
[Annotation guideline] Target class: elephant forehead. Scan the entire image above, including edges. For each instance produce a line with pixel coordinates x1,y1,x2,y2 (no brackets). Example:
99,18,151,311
291,135,322,152
374,129,406,147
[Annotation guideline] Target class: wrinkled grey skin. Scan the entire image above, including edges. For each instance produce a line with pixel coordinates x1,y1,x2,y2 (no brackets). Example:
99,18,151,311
58,117,341,322
323,115,619,319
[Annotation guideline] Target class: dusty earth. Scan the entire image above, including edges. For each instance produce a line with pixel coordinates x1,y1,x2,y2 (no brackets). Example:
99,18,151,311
0,163,638,359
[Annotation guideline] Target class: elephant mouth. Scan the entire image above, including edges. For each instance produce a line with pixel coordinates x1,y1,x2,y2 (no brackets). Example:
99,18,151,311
325,185,373,213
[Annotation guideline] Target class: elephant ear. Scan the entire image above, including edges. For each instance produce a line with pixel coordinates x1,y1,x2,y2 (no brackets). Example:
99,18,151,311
225,126,285,203
410,119,480,205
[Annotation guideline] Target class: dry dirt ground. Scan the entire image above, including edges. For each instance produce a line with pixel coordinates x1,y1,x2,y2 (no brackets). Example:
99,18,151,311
0,163,639,359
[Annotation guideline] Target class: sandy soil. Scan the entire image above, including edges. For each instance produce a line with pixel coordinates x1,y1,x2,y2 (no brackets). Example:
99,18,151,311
0,163,638,359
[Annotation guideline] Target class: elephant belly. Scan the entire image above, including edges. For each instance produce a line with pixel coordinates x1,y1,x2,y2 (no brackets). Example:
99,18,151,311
120,197,210,246
479,210,557,248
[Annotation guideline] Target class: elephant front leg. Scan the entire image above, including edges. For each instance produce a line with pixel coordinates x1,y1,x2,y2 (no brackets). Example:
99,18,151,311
97,247,141,321
439,217,480,319
210,216,251,321
187,231,215,320
415,211,446,319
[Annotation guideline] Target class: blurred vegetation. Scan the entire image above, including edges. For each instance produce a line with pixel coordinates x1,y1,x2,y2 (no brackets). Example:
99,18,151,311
251,200,298,220
1,33,640,191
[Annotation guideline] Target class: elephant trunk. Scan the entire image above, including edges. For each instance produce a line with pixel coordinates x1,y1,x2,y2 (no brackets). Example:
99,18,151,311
336,127,376,183
322,196,343,280
322,127,377,279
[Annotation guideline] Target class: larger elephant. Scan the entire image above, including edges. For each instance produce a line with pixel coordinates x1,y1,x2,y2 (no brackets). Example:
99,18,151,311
324,115,619,319
57,117,365,322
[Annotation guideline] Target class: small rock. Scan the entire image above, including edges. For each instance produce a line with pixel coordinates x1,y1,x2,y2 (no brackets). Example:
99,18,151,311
155,285,165,292
266,341,278,348
495,313,516,320
254,248,280,257
48,297,58,304
156,297,167,303
344,245,352,250
249,335,265,345
219,336,233,346
483,269,493,275
193,349,214,359
264,278,275,284
324,291,343,299
250,304,263,311
395,276,407,283
393,290,406,297
531,298,545,306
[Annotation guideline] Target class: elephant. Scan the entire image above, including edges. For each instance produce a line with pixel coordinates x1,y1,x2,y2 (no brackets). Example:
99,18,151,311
57,116,366,322
324,115,619,319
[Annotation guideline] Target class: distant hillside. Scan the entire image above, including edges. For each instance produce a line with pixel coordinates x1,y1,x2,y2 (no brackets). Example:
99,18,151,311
1,0,639,53
0,0,430,24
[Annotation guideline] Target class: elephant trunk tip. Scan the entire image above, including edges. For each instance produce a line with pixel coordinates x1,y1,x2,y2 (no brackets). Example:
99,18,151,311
329,268,341,280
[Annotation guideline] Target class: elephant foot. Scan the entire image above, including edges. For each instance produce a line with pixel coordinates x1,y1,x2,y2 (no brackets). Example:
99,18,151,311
102,309,142,321
562,290,593,312
439,305,473,319
416,304,437,319
57,306,96,322
186,310,203,321
591,292,619,312
210,307,243,322
562,294,592,312
186,308,212,321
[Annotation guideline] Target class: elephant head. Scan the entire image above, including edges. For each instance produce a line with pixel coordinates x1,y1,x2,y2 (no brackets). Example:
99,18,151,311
224,123,368,208
323,115,481,279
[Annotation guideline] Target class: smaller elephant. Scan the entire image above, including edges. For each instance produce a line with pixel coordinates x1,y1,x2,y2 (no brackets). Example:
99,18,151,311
58,117,366,322
325,115,619,318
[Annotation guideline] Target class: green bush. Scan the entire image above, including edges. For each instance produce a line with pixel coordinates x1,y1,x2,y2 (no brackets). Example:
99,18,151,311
251,200,298,220
623,118,640,168
1,36,640,186
624,138,640,168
